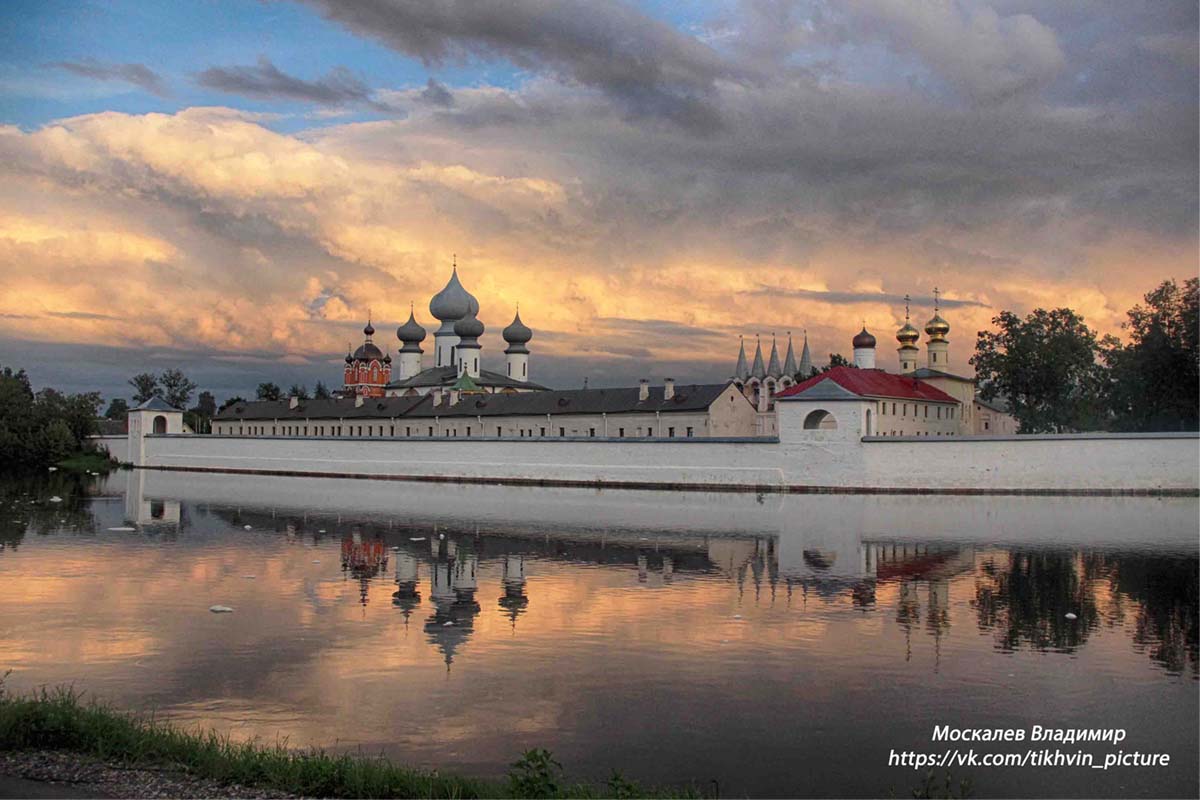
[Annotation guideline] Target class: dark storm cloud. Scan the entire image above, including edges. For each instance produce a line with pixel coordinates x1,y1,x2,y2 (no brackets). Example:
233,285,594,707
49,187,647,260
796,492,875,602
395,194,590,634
196,56,382,108
419,78,455,107
50,59,169,97
301,0,742,129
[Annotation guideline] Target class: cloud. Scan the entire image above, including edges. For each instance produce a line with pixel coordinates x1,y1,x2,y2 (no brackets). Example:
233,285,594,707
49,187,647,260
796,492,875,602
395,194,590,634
742,287,987,310
419,78,455,107
196,56,385,109
299,0,741,129
50,59,169,97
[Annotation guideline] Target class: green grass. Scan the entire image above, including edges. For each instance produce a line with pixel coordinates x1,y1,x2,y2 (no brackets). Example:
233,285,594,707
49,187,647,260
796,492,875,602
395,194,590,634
0,686,700,799
54,451,118,473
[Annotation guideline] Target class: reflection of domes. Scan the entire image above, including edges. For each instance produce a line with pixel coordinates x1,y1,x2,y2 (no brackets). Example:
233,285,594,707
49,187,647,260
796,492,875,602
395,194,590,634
925,313,950,340
397,310,426,343
429,268,477,322
852,327,876,349
896,322,920,345
803,550,836,571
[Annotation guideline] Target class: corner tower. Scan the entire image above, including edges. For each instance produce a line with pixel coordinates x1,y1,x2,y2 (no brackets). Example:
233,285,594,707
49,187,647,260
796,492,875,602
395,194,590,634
502,307,533,383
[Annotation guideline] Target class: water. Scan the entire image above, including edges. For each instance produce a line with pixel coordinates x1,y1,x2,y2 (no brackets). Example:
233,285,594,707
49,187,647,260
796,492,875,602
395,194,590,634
1,469,1196,798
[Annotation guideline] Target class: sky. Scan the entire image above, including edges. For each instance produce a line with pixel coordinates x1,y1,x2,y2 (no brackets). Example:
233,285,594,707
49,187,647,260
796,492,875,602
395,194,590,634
0,0,1196,405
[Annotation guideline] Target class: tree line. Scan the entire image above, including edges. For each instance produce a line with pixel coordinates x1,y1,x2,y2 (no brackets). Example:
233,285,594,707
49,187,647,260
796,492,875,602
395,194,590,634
972,278,1197,433
0,366,102,469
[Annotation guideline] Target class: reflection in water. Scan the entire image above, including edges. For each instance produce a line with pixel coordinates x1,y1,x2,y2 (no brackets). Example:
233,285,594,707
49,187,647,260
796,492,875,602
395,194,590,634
0,471,1195,798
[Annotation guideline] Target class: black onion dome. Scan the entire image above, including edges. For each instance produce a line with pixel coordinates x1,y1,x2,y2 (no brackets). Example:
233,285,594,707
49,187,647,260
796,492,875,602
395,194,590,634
396,310,427,343
453,309,484,340
502,310,532,345
383,353,392,364
352,341,384,361
363,320,375,337
345,352,354,364
852,327,876,349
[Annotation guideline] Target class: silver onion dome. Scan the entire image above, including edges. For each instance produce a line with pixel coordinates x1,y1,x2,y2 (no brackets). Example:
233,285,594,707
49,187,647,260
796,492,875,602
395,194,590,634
453,309,484,344
429,267,477,322
502,309,532,354
397,309,427,344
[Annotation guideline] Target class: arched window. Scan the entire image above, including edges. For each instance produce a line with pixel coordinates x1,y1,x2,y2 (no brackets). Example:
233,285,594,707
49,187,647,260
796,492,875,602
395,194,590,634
152,415,168,434
802,409,837,430
865,408,873,436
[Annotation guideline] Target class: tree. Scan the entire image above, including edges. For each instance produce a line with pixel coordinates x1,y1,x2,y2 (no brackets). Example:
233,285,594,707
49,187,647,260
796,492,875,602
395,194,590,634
194,391,216,417
129,373,161,404
313,381,331,399
256,382,282,401
186,391,217,435
1103,278,1199,432
821,353,850,372
971,308,1106,433
0,364,102,468
159,369,197,410
218,396,247,413
288,383,310,400
104,398,129,419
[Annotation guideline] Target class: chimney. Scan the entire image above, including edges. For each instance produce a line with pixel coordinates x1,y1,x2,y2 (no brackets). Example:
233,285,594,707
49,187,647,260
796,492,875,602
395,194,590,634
638,379,649,401
663,378,675,400
354,394,364,408
448,388,460,406
289,396,299,409
431,390,442,407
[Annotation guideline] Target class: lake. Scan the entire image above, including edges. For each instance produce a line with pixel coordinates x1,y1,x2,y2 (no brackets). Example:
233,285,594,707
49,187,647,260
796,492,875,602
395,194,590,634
1,469,1196,798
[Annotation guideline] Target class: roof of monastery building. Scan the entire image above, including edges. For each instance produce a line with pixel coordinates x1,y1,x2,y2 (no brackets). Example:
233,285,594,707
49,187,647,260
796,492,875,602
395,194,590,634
214,383,735,422
385,365,548,392
776,366,958,404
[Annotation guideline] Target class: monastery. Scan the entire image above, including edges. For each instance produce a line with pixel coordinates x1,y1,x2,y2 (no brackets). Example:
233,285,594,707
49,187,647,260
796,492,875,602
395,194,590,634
213,267,1014,439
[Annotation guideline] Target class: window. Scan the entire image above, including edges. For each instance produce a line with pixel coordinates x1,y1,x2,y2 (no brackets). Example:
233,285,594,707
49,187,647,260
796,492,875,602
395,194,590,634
406,426,411,436
618,427,625,438
497,426,503,437
936,407,942,419
903,403,908,417
467,426,472,437
522,363,526,378
559,427,565,437
984,420,990,431
508,363,512,376
390,425,395,436
668,426,675,437
924,405,928,418
686,427,694,437
539,427,545,436
950,408,955,419
428,426,434,436
588,428,596,437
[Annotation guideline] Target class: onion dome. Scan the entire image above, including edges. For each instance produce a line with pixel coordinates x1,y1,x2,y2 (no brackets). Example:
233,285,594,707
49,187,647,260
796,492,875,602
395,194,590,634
453,309,484,347
429,266,477,322
352,340,384,361
363,320,375,337
383,352,392,364
852,327,876,349
397,308,427,346
924,313,950,341
896,321,920,345
502,309,532,354
345,351,354,364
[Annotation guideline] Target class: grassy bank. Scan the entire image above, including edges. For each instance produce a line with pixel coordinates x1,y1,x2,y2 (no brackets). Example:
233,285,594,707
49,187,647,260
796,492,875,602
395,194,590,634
54,451,117,473
0,687,697,799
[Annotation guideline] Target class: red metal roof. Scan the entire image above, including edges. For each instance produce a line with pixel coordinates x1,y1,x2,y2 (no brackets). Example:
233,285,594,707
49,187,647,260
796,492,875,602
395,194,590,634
776,366,959,403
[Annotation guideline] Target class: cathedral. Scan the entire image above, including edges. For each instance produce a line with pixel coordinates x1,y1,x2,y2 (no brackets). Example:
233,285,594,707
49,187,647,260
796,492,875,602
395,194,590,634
340,263,548,399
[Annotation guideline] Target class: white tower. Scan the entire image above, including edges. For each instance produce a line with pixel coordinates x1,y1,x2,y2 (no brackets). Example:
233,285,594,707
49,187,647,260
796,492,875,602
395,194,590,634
395,305,426,380
428,259,478,370
925,287,950,370
896,294,920,373
502,307,532,383
453,309,484,379
852,326,877,369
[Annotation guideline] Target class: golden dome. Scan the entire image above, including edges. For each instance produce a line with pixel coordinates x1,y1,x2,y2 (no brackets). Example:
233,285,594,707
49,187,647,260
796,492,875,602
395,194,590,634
896,321,920,345
924,313,950,340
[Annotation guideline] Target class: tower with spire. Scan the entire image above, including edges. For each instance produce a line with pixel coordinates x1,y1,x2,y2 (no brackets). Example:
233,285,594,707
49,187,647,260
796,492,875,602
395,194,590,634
924,287,951,369
896,295,920,373
502,307,533,383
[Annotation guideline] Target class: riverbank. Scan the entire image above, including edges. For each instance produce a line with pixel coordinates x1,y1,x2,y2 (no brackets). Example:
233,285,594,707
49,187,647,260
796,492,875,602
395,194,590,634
54,451,118,473
0,688,695,799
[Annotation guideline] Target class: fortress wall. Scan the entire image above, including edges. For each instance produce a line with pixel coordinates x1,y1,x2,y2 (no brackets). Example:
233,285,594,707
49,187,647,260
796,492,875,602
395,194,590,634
128,430,1200,495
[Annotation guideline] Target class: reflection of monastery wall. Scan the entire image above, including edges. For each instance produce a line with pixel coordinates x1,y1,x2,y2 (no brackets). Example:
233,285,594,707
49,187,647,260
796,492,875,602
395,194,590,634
106,420,1200,494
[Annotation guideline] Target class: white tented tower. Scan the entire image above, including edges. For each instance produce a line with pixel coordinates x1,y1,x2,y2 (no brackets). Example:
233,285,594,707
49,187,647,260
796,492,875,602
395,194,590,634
502,308,532,382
